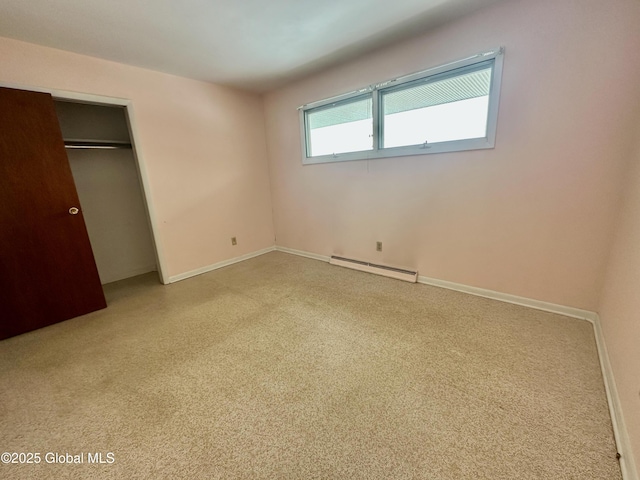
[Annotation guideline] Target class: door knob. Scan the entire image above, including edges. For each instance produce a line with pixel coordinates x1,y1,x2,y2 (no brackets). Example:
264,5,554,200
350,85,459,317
69,207,79,215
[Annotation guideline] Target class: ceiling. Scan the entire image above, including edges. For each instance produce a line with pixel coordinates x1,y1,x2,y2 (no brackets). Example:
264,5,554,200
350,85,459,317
0,0,505,92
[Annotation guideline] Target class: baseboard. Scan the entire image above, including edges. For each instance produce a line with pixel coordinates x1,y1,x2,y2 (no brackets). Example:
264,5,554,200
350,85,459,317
275,246,598,321
592,314,638,480
167,246,276,283
274,246,331,262
274,246,597,322
418,274,598,322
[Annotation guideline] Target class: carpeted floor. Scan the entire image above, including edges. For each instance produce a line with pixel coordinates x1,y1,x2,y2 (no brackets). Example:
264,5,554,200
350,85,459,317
0,251,621,479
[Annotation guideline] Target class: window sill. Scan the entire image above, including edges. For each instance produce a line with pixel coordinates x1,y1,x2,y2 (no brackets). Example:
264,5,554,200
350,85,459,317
302,136,495,165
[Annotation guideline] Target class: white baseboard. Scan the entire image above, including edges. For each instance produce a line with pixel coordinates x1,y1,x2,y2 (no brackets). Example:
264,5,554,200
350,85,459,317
274,246,598,321
274,246,331,262
167,246,275,283
592,314,638,480
417,274,598,322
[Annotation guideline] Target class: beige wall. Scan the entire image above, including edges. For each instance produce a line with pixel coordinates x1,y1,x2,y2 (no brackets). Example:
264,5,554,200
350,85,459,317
264,0,640,311
599,127,640,469
0,36,275,280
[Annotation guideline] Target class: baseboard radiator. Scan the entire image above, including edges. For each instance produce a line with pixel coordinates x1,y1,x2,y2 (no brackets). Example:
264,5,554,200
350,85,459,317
329,256,418,283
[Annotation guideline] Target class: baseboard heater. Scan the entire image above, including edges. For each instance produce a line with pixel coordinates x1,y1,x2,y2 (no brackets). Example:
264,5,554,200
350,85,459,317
329,256,418,283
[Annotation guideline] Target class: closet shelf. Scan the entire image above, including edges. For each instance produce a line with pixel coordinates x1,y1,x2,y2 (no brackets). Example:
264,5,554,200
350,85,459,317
64,139,132,150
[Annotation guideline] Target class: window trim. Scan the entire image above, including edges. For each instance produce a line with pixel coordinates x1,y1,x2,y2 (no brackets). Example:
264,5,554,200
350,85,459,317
299,47,504,165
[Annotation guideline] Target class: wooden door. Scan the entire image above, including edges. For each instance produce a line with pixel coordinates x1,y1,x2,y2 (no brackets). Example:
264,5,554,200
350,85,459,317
0,87,106,340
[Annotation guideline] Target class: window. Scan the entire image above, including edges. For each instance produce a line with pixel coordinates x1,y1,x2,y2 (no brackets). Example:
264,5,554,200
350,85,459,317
300,48,504,164
306,95,372,157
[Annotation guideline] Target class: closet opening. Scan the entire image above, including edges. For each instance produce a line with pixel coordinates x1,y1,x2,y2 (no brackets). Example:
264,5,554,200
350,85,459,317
53,99,163,286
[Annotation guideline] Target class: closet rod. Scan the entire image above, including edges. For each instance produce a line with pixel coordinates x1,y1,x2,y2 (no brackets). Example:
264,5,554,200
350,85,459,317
64,140,132,150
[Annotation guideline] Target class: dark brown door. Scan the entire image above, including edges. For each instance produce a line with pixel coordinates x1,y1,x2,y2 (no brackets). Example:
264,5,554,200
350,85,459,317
0,87,106,340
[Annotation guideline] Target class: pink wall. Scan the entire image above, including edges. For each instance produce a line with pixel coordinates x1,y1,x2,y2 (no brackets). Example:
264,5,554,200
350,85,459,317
599,127,640,470
2,0,640,469
0,36,275,280
264,0,640,311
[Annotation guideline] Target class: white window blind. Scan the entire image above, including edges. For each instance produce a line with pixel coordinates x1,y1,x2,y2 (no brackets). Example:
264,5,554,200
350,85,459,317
381,63,492,148
305,96,372,157
381,66,491,116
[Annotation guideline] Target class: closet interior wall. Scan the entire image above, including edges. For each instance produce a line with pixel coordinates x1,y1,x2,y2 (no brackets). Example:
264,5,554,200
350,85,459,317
54,100,158,285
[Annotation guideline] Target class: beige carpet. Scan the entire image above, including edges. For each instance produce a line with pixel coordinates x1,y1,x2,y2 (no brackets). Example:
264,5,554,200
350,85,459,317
0,252,621,479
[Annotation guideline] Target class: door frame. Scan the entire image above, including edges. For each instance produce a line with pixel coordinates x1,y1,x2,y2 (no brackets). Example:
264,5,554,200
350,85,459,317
0,81,168,284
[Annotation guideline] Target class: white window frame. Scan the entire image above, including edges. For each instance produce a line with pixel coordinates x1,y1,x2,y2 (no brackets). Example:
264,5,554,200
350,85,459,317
299,47,504,165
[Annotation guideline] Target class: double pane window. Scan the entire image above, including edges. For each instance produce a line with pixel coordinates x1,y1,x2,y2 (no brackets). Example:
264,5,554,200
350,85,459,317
301,49,503,164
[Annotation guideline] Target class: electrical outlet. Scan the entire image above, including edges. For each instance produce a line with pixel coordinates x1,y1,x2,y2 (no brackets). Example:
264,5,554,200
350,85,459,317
231,237,237,246
376,241,382,252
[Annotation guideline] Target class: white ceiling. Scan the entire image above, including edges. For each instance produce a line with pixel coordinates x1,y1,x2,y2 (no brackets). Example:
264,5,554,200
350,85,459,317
0,0,505,92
